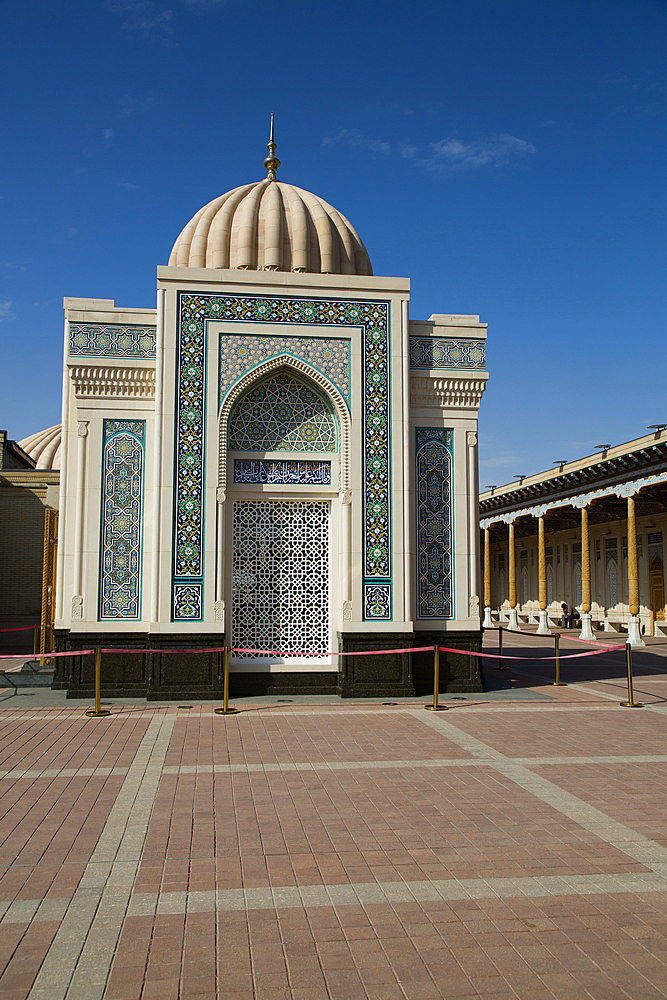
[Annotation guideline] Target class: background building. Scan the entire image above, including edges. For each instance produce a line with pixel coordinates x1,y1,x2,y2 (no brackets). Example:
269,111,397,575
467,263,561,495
480,429,667,645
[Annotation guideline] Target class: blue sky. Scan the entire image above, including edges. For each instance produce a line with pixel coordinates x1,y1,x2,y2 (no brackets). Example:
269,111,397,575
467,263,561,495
1,0,665,481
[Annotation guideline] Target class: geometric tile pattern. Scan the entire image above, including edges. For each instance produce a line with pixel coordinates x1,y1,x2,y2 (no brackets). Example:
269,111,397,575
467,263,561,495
415,427,453,619
173,293,390,621
99,420,145,620
233,460,331,485
231,500,330,658
220,333,350,405
69,324,156,358
409,337,485,370
228,373,337,453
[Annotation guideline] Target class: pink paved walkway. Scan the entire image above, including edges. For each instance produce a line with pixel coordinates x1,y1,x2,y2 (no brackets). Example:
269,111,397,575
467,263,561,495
2,633,667,999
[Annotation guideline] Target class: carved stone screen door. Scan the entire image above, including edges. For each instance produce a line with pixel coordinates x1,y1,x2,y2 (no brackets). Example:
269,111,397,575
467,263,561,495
231,500,330,662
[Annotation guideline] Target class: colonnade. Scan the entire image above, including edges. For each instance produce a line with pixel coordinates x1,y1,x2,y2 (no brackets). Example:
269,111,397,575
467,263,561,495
483,495,645,647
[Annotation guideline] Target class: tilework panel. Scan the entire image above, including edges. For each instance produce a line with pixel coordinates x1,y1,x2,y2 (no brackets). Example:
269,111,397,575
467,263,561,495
69,324,156,358
99,420,145,620
173,582,202,621
173,293,390,622
233,460,331,485
228,373,337,453
415,428,453,619
410,337,485,370
220,334,350,405
364,583,391,620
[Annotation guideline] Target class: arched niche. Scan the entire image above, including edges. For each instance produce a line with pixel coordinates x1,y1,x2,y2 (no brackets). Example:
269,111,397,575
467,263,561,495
218,354,351,497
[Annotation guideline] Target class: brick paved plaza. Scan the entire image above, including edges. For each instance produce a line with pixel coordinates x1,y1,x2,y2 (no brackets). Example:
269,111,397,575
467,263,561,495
2,632,667,999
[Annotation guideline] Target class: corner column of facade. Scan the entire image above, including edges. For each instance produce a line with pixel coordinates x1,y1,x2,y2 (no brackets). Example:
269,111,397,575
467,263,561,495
626,495,645,646
579,504,596,640
507,520,519,630
71,420,89,622
536,515,550,634
483,526,493,627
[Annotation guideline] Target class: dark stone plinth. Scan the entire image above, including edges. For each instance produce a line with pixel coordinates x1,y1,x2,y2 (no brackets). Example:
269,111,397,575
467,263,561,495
54,630,226,700
337,629,483,698
411,630,484,695
229,672,338,697
53,627,483,699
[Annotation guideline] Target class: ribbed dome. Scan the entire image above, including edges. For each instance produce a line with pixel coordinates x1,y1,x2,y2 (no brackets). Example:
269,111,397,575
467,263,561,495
169,179,372,276
18,425,61,470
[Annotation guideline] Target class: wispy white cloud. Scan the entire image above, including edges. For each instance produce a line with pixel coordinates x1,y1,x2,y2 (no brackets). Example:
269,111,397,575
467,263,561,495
0,301,16,322
107,1,175,41
102,128,115,142
427,133,536,170
182,0,227,8
120,182,138,190
322,128,390,155
322,128,536,172
399,142,417,159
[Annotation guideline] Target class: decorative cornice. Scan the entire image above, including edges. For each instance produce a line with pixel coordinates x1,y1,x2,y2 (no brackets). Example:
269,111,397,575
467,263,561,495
70,366,156,398
480,471,667,528
410,376,488,410
481,444,667,521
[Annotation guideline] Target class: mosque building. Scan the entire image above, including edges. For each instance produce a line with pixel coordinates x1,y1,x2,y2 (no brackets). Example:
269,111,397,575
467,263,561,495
17,127,489,699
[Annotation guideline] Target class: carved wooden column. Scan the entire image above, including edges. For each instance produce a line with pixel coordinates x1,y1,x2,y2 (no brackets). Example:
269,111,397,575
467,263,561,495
579,505,596,640
483,526,493,627
508,520,519,630
627,494,645,646
536,515,550,634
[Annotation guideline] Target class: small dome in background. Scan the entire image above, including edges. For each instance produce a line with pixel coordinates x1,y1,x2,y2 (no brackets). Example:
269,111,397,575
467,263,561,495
19,425,61,470
169,123,372,276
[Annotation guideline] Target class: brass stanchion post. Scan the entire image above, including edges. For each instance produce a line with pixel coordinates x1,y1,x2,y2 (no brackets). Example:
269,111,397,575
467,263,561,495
86,648,111,717
552,632,566,685
494,626,508,670
620,642,643,708
215,646,239,716
33,625,39,659
425,646,447,711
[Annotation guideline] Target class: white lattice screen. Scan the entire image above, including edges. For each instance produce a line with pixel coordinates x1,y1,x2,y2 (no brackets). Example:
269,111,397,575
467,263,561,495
231,500,330,658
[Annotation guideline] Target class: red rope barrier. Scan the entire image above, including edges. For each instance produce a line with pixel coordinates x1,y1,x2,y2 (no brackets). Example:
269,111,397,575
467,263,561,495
0,649,95,660
439,644,618,661
0,626,39,633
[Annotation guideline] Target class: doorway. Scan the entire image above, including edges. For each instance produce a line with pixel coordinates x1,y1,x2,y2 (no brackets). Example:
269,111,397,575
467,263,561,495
650,555,665,622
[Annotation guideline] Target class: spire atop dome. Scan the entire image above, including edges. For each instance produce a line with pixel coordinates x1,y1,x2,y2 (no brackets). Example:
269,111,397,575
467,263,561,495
264,112,280,181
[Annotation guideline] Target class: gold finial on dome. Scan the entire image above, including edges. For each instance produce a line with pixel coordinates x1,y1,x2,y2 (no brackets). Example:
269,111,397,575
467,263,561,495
264,112,280,181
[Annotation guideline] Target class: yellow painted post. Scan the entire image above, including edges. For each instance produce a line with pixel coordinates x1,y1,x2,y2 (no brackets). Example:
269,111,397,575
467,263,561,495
484,526,491,613
215,646,239,716
581,506,590,613
508,521,516,612
628,496,639,616
538,516,547,612
425,646,447,711
620,642,644,708
86,649,111,717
